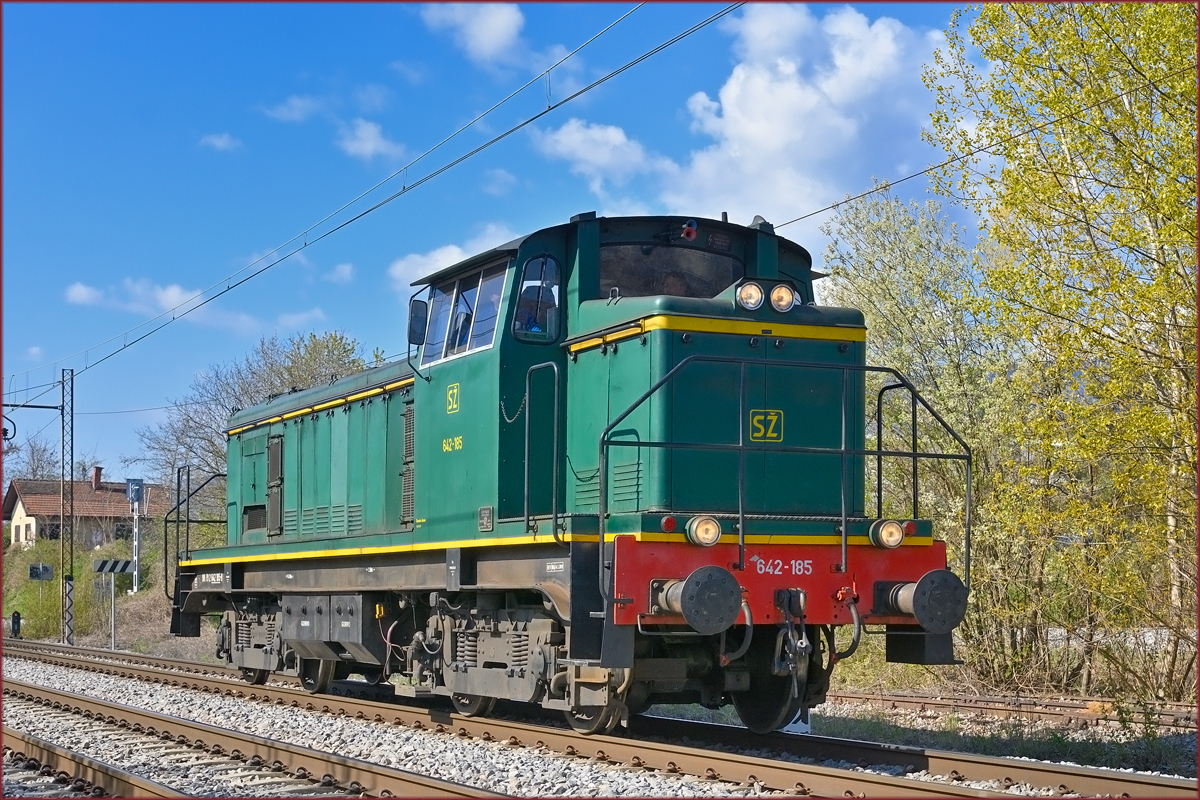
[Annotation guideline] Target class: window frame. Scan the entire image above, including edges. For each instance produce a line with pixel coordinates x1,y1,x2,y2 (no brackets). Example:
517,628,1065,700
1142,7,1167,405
512,254,562,344
420,260,510,367
597,242,745,301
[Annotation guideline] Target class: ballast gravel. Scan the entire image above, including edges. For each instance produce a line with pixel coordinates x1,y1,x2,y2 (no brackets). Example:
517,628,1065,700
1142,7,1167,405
4,655,1195,796
2,657,775,797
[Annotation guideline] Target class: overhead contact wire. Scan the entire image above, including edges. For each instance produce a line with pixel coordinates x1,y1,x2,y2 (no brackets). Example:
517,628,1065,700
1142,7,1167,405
6,3,743,390
776,61,1197,228
3,2,648,388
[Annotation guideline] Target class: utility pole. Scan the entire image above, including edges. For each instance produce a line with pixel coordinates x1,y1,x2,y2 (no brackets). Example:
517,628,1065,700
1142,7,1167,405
60,368,74,645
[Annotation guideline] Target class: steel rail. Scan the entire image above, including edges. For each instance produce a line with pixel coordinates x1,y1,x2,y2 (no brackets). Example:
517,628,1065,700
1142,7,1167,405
3,725,186,798
15,643,1190,733
825,690,1198,731
629,716,1199,799
5,638,267,684
8,641,1196,798
0,645,1045,797
825,690,1200,734
2,679,501,798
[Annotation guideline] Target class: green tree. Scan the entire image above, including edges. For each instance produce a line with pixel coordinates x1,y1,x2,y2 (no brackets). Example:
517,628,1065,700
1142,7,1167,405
818,187,1045,692
923,4,1196,699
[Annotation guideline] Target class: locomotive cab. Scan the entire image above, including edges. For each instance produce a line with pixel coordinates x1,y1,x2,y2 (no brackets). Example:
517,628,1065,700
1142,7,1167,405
170,211,970,735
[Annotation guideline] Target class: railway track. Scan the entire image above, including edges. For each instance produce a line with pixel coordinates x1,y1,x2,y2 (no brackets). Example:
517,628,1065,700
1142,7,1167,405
826,690,1197,731
4,640,1196,798
3,726,185,798
2,679,499,797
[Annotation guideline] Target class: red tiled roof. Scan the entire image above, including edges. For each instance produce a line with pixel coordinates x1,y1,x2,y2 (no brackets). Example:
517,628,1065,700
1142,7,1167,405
2,479,169,520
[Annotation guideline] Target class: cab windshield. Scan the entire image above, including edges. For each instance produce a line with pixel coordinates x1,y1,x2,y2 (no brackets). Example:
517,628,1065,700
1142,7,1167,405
599,244,743,299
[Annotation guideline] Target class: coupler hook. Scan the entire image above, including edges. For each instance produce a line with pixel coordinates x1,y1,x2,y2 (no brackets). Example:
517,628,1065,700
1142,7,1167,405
719,600,754,667
772,589,811,698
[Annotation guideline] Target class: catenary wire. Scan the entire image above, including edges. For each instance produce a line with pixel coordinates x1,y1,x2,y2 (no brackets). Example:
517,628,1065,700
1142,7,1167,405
4,3,744,395
10,415,60,451
20,8,1172,420
2,2,647,390
3,383,63,414
775,61,1197,229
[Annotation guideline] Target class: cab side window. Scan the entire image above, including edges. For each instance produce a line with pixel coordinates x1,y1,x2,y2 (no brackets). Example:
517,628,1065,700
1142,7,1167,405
421,263,509,366
469,266,507,349
513,255,560,343
445,276,479,357
421,281,455,366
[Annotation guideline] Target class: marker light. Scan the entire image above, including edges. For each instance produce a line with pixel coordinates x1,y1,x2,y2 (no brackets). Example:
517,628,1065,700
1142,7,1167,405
737,282,764,310
869,519,906,549
686,516,722,546
681,219,698,241
660,516,677,533
902,520,917,536
770,284,795,312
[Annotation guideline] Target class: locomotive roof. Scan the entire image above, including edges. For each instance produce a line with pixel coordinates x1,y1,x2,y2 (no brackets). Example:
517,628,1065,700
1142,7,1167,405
411,213,821,287
225,358,415,435
409,233,529,288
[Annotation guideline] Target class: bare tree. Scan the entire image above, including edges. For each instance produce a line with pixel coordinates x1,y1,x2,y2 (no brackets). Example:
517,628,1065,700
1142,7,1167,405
131,331,378,493
4,431,63,480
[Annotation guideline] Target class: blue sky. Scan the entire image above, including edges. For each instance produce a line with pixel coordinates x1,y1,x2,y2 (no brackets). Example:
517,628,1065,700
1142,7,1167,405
3,2,975,481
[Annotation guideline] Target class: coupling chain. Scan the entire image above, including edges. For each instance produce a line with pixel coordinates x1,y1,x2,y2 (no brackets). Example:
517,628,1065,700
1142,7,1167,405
500,393,527,424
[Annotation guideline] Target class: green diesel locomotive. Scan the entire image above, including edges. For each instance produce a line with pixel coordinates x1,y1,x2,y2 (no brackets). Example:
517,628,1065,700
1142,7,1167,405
169,212,970,734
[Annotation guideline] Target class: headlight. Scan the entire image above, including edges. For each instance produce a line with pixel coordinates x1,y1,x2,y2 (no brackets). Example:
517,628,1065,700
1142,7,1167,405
686,515,722,546
769,284,795,311
737,282,763,310
869,519,905,549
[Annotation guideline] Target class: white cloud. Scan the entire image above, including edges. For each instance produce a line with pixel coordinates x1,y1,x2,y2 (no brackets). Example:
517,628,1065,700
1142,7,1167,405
420,3,524,68
132,280,199,313
264,95,323,122
389,245,468,294
277,308,326,330
64,271,339,337
816,7,910,102
354,84,390,113
65,282,104,305
25,346,42,361
463,223,518,254
388,223,518,295
534,5,940,242
391,60,427,85
482,168,516,196
419,2,585,94
593,196,656,218
324,263,354,284
336,119,404,160
199,133,242,151
65,278,258,334
532,118,676,195
721,2,817,64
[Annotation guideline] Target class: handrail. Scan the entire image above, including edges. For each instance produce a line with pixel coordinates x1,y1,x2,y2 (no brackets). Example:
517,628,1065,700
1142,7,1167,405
161,467,226,600
596,354,972,610
524,362,565,547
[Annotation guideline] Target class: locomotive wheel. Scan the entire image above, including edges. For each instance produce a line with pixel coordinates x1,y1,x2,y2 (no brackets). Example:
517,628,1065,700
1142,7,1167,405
298,658,335,693
565,704,615,734
731,628,806,734
240,667,268,685
451,693,497,717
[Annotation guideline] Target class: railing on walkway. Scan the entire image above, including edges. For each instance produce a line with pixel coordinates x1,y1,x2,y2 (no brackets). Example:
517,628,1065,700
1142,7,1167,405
161,466,226,600
597,354,972,606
